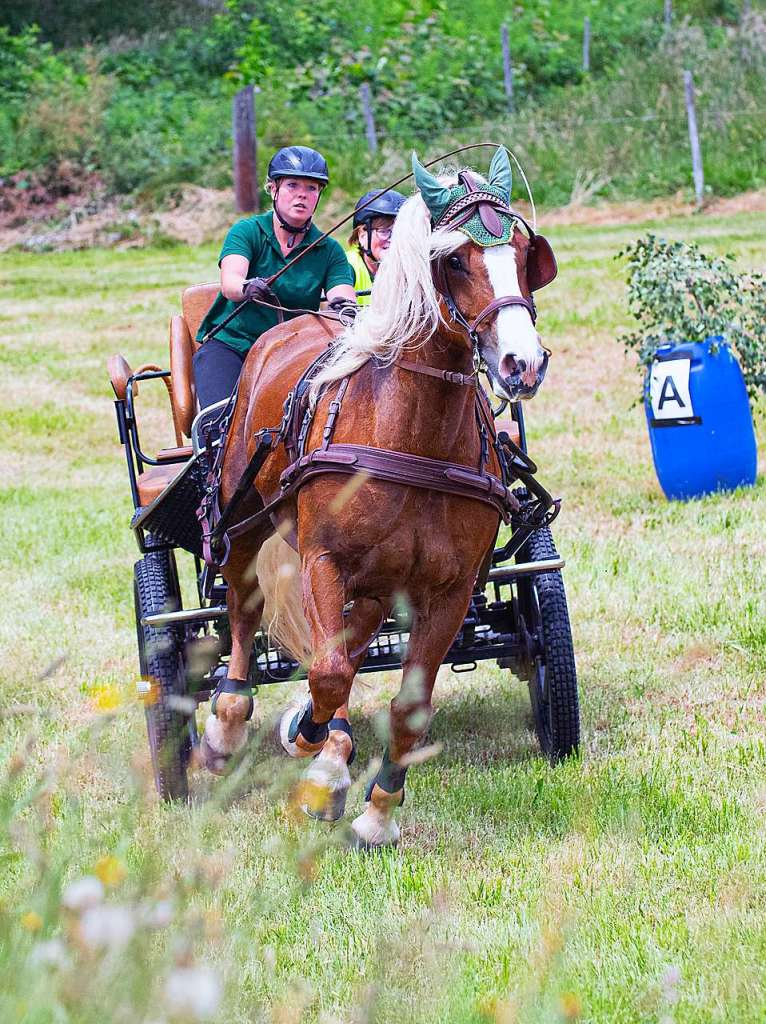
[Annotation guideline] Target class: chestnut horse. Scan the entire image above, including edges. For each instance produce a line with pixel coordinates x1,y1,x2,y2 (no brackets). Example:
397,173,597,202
200,149,556,847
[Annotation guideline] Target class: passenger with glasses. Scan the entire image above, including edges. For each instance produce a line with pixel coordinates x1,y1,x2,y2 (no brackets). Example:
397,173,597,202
345,189,406,306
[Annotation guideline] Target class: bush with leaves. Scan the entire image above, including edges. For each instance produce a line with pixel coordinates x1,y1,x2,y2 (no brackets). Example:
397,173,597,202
2,4,766,207
620,234,766,400
234,7,511,140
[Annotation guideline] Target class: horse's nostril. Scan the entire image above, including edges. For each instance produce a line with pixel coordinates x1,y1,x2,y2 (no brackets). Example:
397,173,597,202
516,357,527,374
500,354,518,379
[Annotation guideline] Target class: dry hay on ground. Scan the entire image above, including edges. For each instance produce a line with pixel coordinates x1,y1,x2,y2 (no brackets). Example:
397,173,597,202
4,173,766,253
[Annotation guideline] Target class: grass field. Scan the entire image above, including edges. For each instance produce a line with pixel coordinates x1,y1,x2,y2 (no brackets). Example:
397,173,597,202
1,209,765,1023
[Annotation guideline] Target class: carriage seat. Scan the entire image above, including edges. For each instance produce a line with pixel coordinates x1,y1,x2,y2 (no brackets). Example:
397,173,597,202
135,463,184,507
170,282,219,438
108,284,219,508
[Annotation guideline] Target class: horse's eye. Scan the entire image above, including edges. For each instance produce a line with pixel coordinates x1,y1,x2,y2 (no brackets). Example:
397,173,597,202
447,255,464,272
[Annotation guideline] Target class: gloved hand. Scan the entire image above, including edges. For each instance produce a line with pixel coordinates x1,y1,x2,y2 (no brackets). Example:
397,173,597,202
242,277,279,305
328,297,359,324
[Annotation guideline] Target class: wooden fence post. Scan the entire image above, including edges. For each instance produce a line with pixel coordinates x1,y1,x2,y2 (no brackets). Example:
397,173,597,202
583,17,591,73
501,23,514,114
664,0,672,28
683,70,704,209
359,83,378,155
232,84,259,213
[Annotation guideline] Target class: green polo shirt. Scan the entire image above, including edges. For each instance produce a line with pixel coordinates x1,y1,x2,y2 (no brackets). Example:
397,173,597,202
197,212,355,354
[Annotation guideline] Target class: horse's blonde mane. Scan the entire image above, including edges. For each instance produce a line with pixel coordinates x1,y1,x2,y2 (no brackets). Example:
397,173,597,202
310,179,469,399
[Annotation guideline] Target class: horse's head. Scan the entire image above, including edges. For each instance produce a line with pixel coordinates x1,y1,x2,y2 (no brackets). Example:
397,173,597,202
414,148,557,401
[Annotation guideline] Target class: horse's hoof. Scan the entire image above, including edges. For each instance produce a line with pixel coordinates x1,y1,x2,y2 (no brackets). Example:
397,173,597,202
301,757,351,822
277,701,324,759
199,714,248,775
198,732,230,776
277,702,304,758
349,811,400,850
348,832,399,853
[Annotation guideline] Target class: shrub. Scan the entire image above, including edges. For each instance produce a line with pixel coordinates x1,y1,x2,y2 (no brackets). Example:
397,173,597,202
620,234,766,400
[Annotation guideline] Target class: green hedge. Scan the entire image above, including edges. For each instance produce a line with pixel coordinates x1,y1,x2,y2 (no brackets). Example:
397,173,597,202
1,2,764,206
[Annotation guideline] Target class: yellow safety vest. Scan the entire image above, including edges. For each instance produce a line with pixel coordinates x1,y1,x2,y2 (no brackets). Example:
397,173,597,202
345,248,374,306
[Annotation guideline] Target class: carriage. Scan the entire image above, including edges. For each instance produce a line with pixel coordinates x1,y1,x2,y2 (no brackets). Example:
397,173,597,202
108,281,579,803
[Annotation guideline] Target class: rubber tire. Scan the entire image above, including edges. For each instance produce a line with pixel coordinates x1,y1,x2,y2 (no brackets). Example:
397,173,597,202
516,525,580,761
134,549,191,801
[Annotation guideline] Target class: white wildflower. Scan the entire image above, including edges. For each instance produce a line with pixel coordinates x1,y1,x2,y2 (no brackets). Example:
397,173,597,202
663,965,681,988
30,938,71,970
61,876,104,913
143,899,174,929
164,965,222,1021
78,904,136,952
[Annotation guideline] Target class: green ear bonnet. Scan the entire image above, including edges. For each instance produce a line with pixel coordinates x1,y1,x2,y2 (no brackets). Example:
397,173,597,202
411,146,517,247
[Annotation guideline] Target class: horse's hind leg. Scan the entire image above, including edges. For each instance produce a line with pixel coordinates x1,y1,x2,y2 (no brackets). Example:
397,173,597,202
351,584,474,848
200,543,265,774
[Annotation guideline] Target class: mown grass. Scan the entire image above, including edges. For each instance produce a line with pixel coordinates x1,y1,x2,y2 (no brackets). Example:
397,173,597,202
0,209,764,1022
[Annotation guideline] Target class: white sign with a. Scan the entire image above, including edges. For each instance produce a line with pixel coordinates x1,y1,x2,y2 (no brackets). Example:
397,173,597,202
649,357,695,421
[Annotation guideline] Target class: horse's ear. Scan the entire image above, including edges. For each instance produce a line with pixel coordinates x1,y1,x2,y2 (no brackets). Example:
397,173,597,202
488,146,512,203
412,152,452,223
527,234,558,291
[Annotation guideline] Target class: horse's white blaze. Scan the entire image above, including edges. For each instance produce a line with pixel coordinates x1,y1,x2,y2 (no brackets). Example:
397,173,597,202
483,245,544,385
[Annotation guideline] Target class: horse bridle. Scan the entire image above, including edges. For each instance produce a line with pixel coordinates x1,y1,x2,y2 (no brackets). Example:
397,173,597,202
431,171,539,344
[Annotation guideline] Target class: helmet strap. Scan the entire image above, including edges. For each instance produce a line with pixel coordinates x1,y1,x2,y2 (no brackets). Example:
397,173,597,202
272,181,317,249
362,223,378,264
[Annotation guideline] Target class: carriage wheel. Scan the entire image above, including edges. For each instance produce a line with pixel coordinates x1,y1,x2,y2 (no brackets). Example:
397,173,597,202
515,524,580,761
134,549,193,801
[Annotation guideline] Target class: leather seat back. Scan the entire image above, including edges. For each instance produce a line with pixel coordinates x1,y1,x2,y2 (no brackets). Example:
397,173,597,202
182,282,219,343
170,283,218,438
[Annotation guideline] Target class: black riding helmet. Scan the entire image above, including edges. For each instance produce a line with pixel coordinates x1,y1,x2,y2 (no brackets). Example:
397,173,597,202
268,145,329,185
353,189,406,259
267,145,329,247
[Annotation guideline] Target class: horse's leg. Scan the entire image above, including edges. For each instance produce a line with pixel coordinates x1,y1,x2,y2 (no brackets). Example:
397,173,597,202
298,597,387,821
278,551,385,818
200,545,264,774
351,584,474,848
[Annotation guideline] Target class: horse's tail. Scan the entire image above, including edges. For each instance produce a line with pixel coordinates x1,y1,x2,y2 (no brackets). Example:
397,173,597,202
255,533,312,664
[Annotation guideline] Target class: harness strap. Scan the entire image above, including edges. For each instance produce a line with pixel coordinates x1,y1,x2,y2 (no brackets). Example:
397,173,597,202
395,358,476,386
203,428,277,565
279,442,515,520
220,369,517,553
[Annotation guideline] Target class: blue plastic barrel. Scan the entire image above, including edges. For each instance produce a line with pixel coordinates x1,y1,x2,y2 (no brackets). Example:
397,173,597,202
644,337,757,500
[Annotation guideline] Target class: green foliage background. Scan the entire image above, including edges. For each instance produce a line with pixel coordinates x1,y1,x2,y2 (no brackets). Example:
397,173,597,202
621,235,766,397
1,0,765,204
